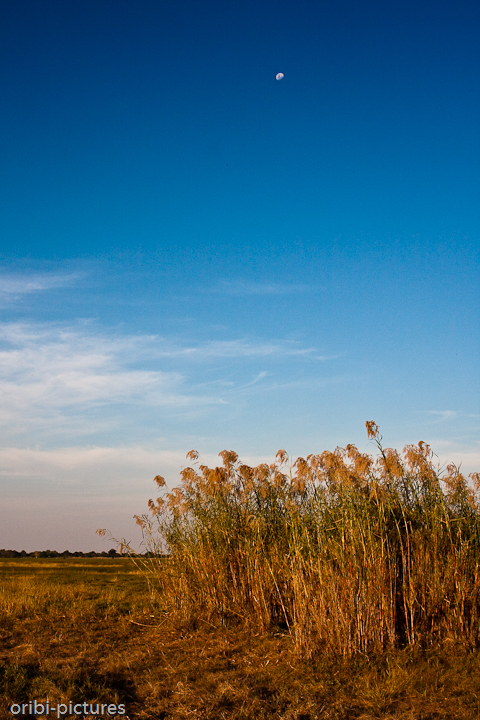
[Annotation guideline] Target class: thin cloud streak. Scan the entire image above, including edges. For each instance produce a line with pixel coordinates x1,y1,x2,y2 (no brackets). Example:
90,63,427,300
160,339,318,359
0,323,320,360
0,272,81,304
427,410,457,422
235,371,268,389
205,279,321,296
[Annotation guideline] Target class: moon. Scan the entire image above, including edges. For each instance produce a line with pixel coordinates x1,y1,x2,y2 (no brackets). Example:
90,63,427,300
276,73,284,80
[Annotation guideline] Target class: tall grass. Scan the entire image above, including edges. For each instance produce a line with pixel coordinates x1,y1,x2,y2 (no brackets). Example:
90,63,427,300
108,422,480,657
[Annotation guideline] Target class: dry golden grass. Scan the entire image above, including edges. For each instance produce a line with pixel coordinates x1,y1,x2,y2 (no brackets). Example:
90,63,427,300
3,422,480,718
1,558,480,718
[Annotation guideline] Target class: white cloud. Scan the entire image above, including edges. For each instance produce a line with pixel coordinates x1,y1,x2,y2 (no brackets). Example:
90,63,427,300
0,322,221,441
0,272,80,304
0,321,326,444
205,279,320,296
155,338,317,359
427,410,457,422
236,371,268,389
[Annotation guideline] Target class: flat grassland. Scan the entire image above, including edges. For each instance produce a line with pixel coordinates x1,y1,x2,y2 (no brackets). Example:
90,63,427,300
1,557,480,719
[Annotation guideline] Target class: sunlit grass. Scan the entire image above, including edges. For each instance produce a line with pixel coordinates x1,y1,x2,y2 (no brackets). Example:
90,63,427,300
3,555,480,717
0,559,149,621
0,558,154,714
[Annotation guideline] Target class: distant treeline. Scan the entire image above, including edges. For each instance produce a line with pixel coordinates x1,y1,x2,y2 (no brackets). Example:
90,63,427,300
0,549,122,558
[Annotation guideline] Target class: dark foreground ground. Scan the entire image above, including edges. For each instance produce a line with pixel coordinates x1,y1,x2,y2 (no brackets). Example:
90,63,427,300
1,558,480,719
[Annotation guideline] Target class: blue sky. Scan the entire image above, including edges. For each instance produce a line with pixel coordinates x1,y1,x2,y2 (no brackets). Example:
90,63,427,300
0,0,479,551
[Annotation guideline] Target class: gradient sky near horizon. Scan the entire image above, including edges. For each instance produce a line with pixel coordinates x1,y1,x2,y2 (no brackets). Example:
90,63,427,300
0,0,479,552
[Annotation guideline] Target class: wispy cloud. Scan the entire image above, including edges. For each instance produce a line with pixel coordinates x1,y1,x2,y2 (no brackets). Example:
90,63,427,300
0,322,222,441
154,338,318,359
235,371,269,390
314,353,345,361
0,272,81,305
205,279,320,296
0,321,327,444
426,410,457,422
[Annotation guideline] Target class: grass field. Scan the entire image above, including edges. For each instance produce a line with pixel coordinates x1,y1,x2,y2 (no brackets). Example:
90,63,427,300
3,426,480,718
1,555,480,718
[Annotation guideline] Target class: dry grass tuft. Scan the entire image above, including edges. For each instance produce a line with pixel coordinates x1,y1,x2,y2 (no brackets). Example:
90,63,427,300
116,421,480,659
